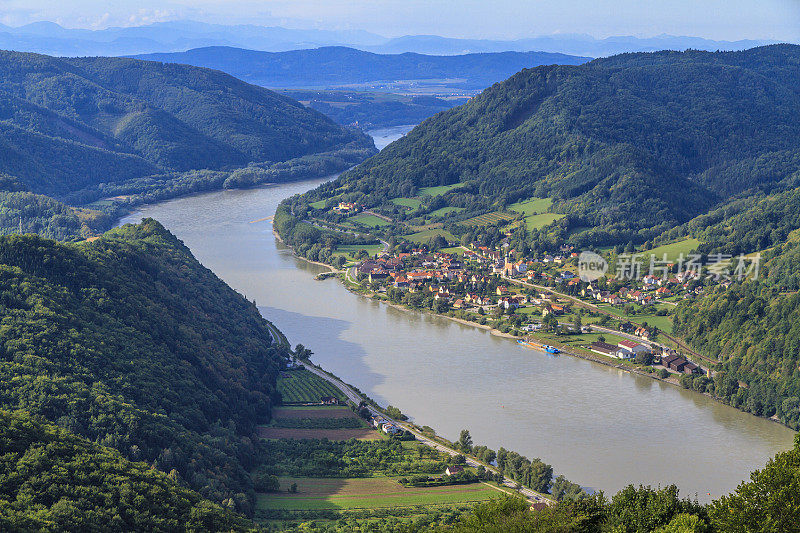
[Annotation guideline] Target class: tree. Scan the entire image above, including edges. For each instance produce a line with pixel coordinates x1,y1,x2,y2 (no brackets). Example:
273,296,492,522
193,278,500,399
573,314,582,333
710,434,800,532
458,429,473,454
295,343,313,360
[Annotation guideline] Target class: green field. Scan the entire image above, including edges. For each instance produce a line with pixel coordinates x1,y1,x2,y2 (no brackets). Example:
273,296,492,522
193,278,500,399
598,304,674,334
419,184,464,196
440,246,465,256
643,238,702,262
309,200,327,209
332,244,383,260
462,211,517,227
350,214,391,227
403,228,455,244
257,477,501,511
277,369,347,404
429,206,466,218
521,213,565,231
508,197,552,216
391,197,423,209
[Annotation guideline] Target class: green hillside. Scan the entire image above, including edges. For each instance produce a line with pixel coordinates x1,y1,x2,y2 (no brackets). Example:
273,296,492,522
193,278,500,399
0,50,374,197
0,410,252,531
288,45,800,249
0,219,288,516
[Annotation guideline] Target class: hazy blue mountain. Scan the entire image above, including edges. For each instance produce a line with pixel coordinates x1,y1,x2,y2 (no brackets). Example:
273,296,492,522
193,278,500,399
132,46,590,89
0,20,782,58
366,33,778,56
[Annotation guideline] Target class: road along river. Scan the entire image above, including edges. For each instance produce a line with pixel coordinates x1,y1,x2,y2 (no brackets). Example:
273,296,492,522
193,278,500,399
119,126,796,501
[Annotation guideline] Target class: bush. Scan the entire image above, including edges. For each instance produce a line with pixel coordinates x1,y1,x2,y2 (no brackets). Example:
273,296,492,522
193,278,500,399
253,473,280,492
658,369,670,379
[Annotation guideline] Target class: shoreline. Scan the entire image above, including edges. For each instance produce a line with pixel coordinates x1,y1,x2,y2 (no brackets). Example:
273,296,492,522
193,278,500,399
272,228,796,431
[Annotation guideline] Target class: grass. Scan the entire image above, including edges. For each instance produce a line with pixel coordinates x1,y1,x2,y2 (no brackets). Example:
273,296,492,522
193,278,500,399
403,228,455,244
277,369,347,404
429,206,465,218
462,211,517,227
332,244,383,260
508,197,552,216
419,184,464,196
257,477,501,511
440,246,465,256
350,214,391,227
597,305,674,334
643,238,702,262
309,200,327,209
391,197,423,209
521,213,566,231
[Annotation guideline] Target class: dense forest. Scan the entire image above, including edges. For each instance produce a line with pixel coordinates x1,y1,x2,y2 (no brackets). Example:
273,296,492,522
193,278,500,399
0,220,289,517
0,50,374,197
289,44,800,248
0,410,253,531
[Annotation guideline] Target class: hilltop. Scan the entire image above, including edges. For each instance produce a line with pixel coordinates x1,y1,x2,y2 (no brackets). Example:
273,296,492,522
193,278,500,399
289,45,800,248
0,50,374,198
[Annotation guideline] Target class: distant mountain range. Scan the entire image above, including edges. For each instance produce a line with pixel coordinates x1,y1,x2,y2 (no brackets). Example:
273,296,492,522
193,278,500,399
0,20,782,57
132,46,590,89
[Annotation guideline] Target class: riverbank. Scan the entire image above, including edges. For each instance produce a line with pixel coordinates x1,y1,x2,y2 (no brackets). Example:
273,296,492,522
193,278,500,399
273,233,798,433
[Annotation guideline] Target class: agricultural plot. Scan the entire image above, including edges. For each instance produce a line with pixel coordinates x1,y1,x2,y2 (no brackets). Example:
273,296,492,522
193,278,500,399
257,477,501,511
521,213,566,231
419,184,464,196
277,369,347,404
391,197,422,209
643,238,702,262
309,200,327,209
462,211,517,227
428,206,465,218
272,406,355,419
508,197,552,216
257,427,381,440
350,214,391,227
403,228,456,244
332,244,383,260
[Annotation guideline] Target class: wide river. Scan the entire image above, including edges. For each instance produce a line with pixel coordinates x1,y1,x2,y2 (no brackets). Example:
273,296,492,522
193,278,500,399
120,126,795,501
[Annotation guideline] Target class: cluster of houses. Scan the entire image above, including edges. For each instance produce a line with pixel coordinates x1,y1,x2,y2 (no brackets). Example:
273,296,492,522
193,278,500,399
589,339,700,374
333,202,361,214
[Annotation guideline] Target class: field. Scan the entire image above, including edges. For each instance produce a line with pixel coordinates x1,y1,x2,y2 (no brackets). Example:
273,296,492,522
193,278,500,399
350,214,391,227
462,211,517,227
257,427,382,440
508,197,552,216
419,184,464,196
272,406,355,419
332,244,383,260
391,197,422,209
643,238,702,262
257,477,502,511
440,246,465,256
598,304,674,334
309,200,327,209
403,228,456,244
521,213,565,231
429,206,465,218
277,369,347,404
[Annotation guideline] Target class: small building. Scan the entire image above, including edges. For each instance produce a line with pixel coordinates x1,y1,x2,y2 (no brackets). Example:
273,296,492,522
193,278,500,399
590,341,618,357
382,424,402,435
617,340,651,358
320,396,340,405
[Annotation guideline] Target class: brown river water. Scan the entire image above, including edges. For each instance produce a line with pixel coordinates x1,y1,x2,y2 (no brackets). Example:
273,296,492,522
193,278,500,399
119,126,796,501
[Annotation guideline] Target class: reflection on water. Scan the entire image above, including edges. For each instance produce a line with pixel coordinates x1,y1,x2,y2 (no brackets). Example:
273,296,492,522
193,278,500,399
118,176,796,503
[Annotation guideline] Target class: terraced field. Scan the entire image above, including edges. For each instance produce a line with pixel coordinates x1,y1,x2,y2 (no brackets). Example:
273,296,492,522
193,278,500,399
257,477,502,510
277,369,347,404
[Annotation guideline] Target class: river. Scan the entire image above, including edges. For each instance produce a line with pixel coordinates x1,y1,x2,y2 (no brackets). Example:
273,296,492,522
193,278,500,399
119,125,795,501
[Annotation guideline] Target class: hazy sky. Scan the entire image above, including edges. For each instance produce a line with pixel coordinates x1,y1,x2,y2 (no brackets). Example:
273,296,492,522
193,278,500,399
1,0,798,42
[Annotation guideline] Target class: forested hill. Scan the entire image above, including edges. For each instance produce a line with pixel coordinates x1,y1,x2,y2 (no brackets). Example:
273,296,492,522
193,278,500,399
305,44,800,247
0,50,373,197
0,219,288,518
133,46,590,89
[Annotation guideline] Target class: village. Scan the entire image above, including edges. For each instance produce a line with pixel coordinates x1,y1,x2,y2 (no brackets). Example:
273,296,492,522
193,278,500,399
348,241,716,381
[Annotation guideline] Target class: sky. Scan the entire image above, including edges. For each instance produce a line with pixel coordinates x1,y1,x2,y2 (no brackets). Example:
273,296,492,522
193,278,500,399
0,0,798,42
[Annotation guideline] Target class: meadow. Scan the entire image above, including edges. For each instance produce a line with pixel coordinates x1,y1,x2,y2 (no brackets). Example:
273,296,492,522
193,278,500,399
257,477,502,511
